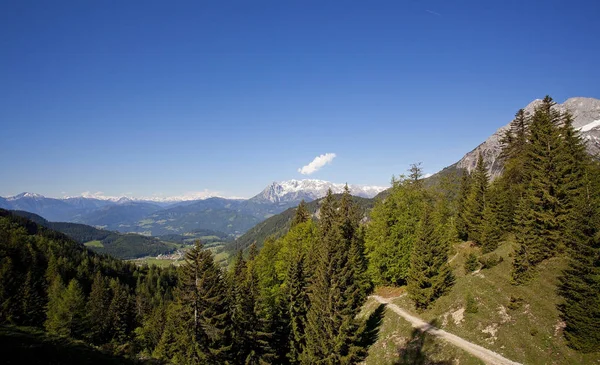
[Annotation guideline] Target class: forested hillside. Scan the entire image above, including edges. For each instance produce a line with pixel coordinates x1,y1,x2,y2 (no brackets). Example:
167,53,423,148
9,210,177,259
228,194,375,253
0,187,375,364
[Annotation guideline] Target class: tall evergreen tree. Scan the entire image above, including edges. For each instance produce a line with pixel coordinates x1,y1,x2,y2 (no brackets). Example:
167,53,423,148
480,183,504,253
512,96,566,282
558,164,600,352
407,206,454,310
45,277,86,338
497,109,530,230
302,189,368,364
291,200,311,228
286,253,308,364
165,240,232,363
465,152,489,244
455,170,472,240
86,271,111,343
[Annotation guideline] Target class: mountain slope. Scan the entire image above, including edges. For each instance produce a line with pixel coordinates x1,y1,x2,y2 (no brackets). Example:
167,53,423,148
367,240,600,365
9,210,176,259
228,194,377,253
455,97,600,178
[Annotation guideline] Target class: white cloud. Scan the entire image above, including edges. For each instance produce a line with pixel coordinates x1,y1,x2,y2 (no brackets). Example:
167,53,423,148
298,153,337,175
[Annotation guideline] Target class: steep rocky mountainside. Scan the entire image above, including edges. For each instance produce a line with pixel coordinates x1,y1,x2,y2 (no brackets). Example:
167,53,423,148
456,97,600,178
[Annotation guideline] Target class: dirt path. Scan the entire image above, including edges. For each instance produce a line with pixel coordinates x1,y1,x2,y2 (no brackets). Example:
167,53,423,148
372,295,522,365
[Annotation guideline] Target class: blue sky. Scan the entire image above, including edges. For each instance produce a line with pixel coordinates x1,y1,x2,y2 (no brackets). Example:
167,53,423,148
1,0,599,199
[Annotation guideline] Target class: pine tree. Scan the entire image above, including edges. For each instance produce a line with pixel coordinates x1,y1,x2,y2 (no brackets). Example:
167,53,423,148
230,250,272,364
497,109,529,230
302,189,368,364
45,277,86,338
86,271,111,343
465,152,489,244
286,253,308,364
108,279,133,343
480,183,503,253
407,206,454,310
512,96,566,282
172,240,232,363
291,200,311,228
456,171,472,240
556,121,599,351
44,274,66,336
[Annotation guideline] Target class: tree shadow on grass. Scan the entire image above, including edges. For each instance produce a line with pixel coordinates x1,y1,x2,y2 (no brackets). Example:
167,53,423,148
393,319,453,365
359,303,386,349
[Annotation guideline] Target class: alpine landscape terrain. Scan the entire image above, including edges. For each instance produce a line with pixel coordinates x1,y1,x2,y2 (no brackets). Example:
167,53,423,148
1,1,599,364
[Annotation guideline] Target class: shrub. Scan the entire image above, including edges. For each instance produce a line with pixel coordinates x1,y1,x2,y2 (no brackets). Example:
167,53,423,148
479,253,503,269
508,295,525,310
466,294,478,314
464,253,479,273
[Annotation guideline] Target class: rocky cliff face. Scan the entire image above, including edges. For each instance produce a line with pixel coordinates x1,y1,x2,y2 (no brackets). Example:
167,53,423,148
456,97,600,178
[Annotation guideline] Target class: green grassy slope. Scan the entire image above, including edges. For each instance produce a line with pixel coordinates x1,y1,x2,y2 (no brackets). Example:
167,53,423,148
383,240,600,365
359,298,484,365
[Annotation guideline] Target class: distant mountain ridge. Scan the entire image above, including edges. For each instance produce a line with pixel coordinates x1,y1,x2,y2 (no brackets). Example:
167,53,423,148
0,179,384,236
250,179,386,203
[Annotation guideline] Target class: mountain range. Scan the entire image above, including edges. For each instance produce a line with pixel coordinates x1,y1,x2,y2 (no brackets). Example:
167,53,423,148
0,180,385,236
3,96,598,244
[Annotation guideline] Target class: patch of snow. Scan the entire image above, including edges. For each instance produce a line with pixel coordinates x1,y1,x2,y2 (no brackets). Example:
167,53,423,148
577,119,600,132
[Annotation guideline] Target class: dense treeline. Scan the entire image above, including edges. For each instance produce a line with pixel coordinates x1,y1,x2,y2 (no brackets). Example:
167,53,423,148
0,208,178,358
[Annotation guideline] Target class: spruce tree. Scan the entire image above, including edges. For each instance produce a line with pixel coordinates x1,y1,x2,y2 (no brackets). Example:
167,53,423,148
44,274,66,336
465,152,489,244
286,253,308,364
86,271,111,343
556,121,599,351
407,206,454,310
455,171,472,240
291,200,311,228
558,165,600,352
512,96,566,282
497,109,529,230
108,279,133,343
170,240,232,363
302,189,368,364
480,183,503,253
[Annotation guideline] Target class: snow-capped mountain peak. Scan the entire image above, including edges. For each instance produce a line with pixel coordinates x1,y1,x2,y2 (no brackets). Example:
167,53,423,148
251,179,386,203
7,192,46,201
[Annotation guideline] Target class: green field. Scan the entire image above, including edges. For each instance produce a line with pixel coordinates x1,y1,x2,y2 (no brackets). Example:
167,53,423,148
83,240,104,248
